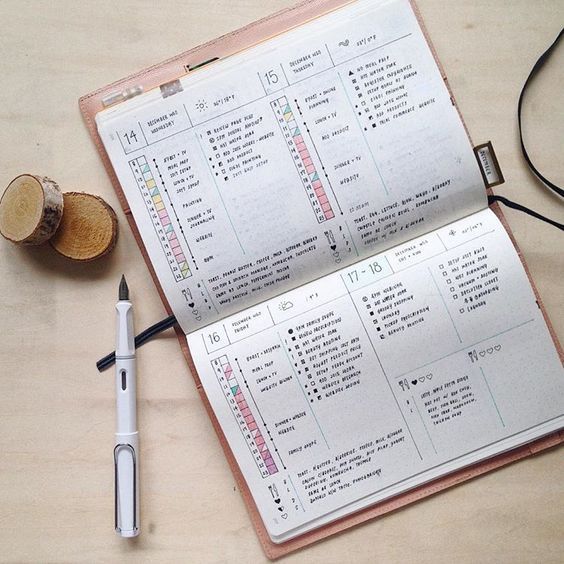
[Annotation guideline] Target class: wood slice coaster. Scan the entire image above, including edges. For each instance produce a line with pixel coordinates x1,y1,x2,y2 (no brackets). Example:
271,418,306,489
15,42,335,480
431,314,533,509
0,174,64,245
50,192,118,261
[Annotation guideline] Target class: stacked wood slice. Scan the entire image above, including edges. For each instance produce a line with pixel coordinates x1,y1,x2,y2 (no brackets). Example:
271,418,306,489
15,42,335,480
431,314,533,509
0,175,118,261
0,175,63,245
50,192,118,261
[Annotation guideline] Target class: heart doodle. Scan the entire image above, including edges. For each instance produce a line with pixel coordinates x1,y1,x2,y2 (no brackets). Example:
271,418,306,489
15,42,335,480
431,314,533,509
411,379,418,386
494,344,501,352
281,513,288,519
426,374,433,380
274,498,281,504
330,244,337,251
487,348,493,354
418,376,425,383
479,351,486,357
188,302,195,309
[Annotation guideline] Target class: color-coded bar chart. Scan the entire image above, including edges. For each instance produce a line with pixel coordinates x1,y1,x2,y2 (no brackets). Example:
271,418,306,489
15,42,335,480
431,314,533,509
212,355,278,477
129,156,191,281
271,96,335,223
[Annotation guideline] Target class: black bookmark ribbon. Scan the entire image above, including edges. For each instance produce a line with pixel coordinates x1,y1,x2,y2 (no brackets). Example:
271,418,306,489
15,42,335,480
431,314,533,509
488,194,563,231
96,314,177,372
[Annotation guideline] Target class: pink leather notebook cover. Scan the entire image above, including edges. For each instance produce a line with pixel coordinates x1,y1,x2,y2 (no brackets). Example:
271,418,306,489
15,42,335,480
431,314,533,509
79,0,563,558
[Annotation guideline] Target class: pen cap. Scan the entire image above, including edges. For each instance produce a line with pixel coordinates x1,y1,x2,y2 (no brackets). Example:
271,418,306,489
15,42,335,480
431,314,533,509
115,301,135,356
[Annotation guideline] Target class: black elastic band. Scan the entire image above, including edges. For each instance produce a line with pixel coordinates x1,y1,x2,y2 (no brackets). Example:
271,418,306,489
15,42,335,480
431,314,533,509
96,314,177,372
517,27,563,198
491,28,563,231
488,194,564,231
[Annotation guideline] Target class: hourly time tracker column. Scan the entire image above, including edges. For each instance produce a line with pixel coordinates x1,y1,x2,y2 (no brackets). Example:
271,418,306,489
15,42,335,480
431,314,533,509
97,0,485,333
188,209,564,541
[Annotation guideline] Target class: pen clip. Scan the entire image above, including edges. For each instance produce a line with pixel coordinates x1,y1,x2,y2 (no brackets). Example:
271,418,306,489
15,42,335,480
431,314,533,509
114,443,138,534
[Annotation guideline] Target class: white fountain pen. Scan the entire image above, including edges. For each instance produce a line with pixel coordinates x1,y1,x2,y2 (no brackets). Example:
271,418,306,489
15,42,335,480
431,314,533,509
114,275,140,537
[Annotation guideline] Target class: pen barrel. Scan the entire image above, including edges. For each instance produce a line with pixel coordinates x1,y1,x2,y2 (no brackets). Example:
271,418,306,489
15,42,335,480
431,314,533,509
114,431,140,537
115,358,137,434
115,299,136,435
114,297,139,536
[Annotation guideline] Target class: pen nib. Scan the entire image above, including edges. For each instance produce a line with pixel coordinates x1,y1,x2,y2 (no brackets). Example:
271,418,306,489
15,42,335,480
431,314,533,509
118,275,129,301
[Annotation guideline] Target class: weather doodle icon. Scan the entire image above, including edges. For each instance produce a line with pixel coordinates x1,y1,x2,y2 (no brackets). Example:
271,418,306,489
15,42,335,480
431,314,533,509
195,99,208,112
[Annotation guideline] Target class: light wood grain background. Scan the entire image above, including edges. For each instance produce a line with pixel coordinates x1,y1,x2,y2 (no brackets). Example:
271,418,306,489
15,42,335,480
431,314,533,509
0,1,562,562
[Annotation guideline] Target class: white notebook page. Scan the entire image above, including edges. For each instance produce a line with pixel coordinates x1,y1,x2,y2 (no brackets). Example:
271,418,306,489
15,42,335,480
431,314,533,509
188,209,564,542
96,0,486,333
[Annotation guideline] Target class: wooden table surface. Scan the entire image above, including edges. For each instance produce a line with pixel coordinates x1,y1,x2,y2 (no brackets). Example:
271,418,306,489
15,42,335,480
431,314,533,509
0,1,562,562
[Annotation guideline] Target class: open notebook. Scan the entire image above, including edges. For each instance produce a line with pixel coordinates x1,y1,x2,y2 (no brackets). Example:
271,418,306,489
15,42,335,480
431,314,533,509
84,0,563,555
